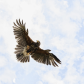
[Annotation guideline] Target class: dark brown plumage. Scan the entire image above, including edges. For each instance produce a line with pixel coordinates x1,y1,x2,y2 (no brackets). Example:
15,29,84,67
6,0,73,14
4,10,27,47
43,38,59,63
13,19,61,67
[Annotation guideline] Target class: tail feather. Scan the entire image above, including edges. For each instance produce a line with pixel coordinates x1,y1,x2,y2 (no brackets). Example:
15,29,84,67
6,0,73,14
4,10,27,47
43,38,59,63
16,53,30,62
16,53,23,59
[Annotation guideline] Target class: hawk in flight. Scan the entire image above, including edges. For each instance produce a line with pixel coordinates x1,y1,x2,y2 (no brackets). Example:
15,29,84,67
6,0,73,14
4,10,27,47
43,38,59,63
13,19,61,67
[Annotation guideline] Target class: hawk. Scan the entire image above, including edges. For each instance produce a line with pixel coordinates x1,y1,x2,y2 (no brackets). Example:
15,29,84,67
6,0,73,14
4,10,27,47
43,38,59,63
13,19,61,67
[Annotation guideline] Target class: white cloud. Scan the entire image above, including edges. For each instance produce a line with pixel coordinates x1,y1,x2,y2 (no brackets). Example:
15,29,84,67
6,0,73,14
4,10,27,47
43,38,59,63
0,56,7,67
0,68,16,84
42,71,63,84
37,81,43,84
63,1,68,7
0,0,84,84
80,56,84,73
13,78,16,83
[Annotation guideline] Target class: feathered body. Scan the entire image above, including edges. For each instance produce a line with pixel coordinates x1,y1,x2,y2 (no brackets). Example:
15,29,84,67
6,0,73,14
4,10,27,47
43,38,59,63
13,19,61,67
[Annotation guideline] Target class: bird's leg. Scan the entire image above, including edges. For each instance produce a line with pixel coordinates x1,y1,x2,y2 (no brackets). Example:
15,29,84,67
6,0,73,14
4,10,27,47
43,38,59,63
27,53,30,55
27,45,30,50
26,45,30,55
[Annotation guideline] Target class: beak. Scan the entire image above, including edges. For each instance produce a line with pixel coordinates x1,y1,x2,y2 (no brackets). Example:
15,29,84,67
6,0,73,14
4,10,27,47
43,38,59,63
36,40,39,42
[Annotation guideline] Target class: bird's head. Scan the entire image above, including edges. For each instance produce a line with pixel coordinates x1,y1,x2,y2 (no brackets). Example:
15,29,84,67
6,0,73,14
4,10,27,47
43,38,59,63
36,40,40,46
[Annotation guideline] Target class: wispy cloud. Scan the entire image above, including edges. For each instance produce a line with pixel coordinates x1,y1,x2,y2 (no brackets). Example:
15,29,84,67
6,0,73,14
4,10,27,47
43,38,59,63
0,0,84,84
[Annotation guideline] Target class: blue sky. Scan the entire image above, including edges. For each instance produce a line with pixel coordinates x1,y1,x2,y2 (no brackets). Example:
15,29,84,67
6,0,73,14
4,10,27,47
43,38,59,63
0,0,84,84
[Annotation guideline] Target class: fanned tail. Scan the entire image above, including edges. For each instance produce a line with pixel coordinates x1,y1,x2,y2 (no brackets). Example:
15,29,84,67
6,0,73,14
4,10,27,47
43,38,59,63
15,46,30,62
16,53,30,62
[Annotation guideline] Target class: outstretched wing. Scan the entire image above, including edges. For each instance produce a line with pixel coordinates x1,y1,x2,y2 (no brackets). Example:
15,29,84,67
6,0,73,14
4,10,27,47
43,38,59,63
31,48,61,67
13,19,35,46
13,19,35,62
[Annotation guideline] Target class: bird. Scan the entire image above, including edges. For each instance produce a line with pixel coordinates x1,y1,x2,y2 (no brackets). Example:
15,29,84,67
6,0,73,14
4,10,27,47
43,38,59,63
13,19,61,67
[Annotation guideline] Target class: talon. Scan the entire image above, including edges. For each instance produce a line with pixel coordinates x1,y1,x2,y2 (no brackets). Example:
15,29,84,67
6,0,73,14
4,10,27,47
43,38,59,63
27,53,30,55
27,45,30,50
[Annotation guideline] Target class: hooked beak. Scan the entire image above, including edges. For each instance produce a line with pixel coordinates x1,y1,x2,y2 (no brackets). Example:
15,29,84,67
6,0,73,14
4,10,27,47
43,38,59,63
36,40,39,42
